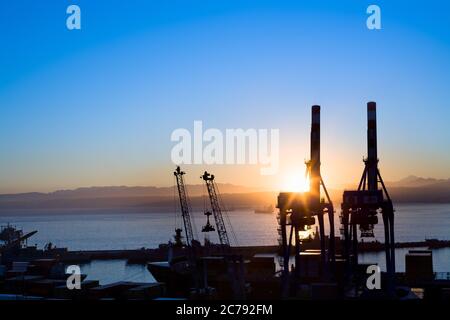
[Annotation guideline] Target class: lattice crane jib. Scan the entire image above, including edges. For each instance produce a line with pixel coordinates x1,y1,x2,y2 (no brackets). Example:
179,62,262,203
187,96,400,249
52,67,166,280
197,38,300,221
201,171,230,248
174,166,195,247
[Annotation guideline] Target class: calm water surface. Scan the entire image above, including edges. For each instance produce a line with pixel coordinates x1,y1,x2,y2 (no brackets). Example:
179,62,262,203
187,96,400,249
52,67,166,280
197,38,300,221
1,203,449,284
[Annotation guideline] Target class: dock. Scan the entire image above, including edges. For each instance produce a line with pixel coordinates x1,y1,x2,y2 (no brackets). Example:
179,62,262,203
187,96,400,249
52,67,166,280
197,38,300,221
56,239,450,264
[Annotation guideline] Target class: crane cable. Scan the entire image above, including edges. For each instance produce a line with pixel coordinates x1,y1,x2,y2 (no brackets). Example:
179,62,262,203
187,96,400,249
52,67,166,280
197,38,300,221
184,175,198,241
173,175,178,234
202,179,220,243
202,182,213,241
215,182,239,247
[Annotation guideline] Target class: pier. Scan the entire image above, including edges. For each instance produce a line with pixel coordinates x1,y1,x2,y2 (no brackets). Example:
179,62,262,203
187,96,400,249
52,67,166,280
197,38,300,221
49,239,450,264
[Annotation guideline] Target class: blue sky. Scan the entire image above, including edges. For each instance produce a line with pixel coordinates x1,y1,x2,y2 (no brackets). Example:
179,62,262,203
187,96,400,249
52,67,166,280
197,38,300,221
0,0,449,193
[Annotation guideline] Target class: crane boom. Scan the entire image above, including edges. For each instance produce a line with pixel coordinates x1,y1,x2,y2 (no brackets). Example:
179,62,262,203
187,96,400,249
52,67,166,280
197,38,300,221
174,166,195,247
201,171,230,247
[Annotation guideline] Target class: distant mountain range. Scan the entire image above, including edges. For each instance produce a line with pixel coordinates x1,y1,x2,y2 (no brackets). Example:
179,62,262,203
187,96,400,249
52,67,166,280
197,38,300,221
0,176,448,213
384,176,450,203
0,184,261,201
0,184,267,212
387,175,450,188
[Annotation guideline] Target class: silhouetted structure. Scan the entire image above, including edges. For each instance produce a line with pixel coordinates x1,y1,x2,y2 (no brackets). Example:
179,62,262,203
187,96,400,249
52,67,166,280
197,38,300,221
340,102,396,294
277,105,335,297
174,166,195,248
201,171,231,249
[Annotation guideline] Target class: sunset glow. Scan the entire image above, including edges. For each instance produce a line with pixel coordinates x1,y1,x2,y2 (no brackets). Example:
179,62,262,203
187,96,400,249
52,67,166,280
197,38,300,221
281,170,310,193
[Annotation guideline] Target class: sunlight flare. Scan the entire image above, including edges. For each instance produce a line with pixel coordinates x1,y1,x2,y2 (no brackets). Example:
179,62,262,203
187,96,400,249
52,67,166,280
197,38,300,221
281,170,310,192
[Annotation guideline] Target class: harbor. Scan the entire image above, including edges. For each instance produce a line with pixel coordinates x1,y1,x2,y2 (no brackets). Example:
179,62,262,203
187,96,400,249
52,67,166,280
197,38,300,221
4,238,450,265
1,103,450,301
1,1,450,307
1,225,450,300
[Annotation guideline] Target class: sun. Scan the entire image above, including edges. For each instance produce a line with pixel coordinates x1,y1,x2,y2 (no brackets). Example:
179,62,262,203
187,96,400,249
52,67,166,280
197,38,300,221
281,170,310,192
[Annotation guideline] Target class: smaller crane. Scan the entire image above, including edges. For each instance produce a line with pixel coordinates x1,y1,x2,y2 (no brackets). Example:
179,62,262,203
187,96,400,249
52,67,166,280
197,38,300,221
201,171,246,299
201,171,230,248
174,166,195,247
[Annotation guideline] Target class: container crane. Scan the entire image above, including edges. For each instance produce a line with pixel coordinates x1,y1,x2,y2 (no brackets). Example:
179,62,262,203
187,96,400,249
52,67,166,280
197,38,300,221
340,102,395,295
276,105,336,296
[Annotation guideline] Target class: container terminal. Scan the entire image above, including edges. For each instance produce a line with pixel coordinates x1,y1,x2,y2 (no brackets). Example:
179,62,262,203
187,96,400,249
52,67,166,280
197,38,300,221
1,102,449,301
